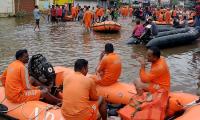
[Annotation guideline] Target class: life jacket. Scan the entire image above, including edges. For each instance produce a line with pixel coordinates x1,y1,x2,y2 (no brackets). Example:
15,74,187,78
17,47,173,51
118,89,169,120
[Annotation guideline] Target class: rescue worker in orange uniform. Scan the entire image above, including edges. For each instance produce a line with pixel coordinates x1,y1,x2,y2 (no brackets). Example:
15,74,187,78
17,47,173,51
124,6,129,17
5,49,61,104
61,59,107,120
133,47,170,93
83,6,93,31
155,8,161,21
129,6,133,17
165,8,171,24
94,43,122,86
71,5,77,21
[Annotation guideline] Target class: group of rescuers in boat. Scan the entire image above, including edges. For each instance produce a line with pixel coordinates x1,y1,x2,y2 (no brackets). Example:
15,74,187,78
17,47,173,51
0,43,170,120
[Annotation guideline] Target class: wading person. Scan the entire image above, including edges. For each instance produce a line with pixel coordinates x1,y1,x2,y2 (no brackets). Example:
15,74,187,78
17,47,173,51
83,6,93,32
33,5,41,31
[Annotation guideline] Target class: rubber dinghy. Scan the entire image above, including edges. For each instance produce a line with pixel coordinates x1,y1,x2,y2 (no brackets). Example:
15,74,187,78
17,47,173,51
92,21,121,33
2,66,200,120
127,27,191,45
146,27,200,48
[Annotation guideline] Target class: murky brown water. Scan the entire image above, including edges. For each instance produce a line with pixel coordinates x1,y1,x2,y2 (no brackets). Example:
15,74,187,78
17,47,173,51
0,2,199,94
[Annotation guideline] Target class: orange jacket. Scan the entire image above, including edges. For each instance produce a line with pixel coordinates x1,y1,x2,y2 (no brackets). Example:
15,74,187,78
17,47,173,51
140,57,170,92
165,10,171,23
71,6,77,17
83,11,93,28
129,7,133,16
156,10,161,19
61,72,98,120
5,60,40,103
97,53,122,86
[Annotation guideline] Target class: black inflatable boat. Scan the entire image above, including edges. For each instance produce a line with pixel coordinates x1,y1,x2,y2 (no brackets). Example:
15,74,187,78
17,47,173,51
127,27,191,44
146,27,200,48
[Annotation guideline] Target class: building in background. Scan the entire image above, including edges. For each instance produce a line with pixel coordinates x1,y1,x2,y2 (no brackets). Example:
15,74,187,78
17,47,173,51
0,0,15,17
0,0,35,17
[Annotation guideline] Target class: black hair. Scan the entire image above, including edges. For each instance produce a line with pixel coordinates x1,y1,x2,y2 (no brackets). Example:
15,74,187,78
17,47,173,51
148,46,161,58
136,20,140,25
35,5,38,8
105,43,114,53
15,49,28,60
74,59,88,72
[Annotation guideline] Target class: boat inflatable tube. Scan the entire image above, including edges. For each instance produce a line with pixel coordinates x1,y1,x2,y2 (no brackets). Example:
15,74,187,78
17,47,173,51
146,28,200,48
156,27,190,37
118,92,200,120
0,87,65,120
126,37,140,44
92,21,121,32
157,26,175,32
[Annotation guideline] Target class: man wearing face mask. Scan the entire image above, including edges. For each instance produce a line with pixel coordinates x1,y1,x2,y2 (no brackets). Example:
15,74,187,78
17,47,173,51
4,49,61,104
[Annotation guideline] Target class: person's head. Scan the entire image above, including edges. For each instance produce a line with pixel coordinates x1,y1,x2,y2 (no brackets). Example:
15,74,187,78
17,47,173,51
86,6,89,11
74,59,88,76
105,43,114,54
147,17,153,23
136,20,140,25
52,5,55,8
146,46,161,63
35,5,38,9
15,49,29,64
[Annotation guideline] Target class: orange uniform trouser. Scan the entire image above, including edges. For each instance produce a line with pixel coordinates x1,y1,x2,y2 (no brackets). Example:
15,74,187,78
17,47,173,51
85,21,91,29
7,89,41,103
62,101,99,120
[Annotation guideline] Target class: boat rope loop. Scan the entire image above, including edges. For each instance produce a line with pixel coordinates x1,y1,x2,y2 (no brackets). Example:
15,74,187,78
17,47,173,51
129,92,153,118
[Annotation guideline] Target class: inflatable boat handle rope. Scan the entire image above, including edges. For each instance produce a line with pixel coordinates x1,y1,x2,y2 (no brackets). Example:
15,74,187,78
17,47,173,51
21,103,61,120
183,97,200,108
128,92,153,117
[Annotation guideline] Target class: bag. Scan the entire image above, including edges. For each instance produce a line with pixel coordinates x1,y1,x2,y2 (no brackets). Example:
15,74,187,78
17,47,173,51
118,89,168,120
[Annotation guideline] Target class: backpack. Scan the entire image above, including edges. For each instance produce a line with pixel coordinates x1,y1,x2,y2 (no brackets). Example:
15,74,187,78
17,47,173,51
118,89,169,120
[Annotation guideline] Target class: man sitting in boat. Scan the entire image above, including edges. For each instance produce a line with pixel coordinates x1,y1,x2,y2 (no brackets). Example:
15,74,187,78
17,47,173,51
93,43,122,86
4,49,61,104
61,59,107,120
133,47,170,93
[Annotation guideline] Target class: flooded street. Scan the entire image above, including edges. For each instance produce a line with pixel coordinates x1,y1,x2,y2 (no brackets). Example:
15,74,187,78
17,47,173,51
0,3,200,94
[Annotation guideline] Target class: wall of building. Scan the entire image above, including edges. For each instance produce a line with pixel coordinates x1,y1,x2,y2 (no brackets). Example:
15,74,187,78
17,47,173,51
0,0,15,17
15,0,35,14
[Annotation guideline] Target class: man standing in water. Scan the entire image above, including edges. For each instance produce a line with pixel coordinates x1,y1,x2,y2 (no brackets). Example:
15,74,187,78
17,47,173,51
83,6,93,32
133,46,170,93
33,5,41,31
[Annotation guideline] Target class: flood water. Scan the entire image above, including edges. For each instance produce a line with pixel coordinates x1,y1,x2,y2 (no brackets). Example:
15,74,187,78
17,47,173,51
0,2,200,94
